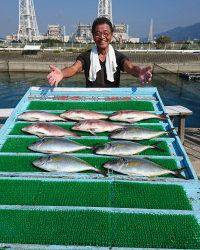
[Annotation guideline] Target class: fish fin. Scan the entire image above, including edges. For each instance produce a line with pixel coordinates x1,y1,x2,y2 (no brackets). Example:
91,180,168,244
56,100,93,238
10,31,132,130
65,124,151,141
148,176,158,181
31,118,39,122
124,119,135,124
37,134,45,138
174,167,188,180
60,117,67,121
89,130,96,136
108,112,118,118
151,142,166,153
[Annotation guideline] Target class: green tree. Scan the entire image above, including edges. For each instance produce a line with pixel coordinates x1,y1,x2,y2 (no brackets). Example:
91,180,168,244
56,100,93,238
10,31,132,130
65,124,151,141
156,36,172,49
40,39,63,47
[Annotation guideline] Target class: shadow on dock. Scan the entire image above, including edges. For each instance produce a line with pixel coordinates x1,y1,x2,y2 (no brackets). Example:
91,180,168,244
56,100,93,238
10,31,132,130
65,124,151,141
184,128,200,177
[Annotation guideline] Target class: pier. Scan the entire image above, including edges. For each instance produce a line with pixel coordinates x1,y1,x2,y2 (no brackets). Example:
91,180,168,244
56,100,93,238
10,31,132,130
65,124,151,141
179,72,200,81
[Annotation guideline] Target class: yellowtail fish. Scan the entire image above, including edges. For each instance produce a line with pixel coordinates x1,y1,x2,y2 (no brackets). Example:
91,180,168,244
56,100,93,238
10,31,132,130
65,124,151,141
28,138,91,154
95,141,164,156
33,155,105,175
110,126,167,140
103,157,185,178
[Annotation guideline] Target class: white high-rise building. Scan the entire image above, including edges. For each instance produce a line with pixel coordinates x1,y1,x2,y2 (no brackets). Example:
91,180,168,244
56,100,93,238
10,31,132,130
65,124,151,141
148,18,154,43
17,0,40,42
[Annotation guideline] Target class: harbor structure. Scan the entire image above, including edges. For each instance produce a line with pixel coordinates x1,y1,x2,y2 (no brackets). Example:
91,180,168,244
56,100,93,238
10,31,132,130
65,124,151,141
98,0,113,24
74,23,93,43
113,23,129,43
73,0,130,43
46,25,64,41
17,0,40,42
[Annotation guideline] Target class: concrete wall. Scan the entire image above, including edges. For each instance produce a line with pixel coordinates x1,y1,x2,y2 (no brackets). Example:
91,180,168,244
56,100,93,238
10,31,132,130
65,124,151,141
0,61,8,71
0,60,199,73
7,61,73,73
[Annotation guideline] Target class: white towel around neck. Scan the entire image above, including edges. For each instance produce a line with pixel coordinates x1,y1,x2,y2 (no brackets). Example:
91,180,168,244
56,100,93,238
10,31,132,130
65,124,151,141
89,44,118,83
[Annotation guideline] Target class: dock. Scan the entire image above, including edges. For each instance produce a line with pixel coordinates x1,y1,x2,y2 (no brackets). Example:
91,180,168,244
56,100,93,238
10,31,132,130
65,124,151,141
179,72,200,81
184,128,200,177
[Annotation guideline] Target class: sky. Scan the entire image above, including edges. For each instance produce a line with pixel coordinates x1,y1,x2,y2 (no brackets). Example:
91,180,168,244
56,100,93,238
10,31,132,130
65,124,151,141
0,0,200,38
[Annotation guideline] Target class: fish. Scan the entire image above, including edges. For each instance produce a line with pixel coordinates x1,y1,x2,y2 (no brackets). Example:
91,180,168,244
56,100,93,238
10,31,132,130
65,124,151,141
95,141,164,156
18,111,65,122
72,120,124,135
60,110,108,121
28,138,91,154
103,157,185,178
33,155,104,175
22,122,79,138
110,126,167,141
109,110,166,123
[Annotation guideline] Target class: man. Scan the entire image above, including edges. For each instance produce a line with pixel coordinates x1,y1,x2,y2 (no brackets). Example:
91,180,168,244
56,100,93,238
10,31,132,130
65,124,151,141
47,17,152,87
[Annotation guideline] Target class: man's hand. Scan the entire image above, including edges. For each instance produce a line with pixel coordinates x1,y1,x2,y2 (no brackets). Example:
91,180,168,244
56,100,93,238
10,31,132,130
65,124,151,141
139,66,152,84
47,65,64,87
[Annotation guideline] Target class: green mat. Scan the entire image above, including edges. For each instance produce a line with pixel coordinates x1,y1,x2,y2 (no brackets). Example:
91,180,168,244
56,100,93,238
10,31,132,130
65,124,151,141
27,100,155,111
0,154,180,178
0,179,192,210
1,137,171,156
0,208,199,248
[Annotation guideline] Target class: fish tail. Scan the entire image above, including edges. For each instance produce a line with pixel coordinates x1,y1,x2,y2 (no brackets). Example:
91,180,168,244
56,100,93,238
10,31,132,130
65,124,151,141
159,113,168,120
174,167,188,179
151,142,166,153
109,112,117,118
92,145,104,154
105,114,111,121
95,168,108,177
73,133,81,138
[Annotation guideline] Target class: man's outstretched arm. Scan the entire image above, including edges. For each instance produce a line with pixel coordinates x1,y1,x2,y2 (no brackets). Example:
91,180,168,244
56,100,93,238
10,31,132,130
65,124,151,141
123,59,152,84
47,60,83,87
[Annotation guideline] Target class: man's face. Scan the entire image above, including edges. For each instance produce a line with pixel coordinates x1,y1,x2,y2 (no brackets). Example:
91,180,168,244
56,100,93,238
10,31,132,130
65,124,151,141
93,23,113,50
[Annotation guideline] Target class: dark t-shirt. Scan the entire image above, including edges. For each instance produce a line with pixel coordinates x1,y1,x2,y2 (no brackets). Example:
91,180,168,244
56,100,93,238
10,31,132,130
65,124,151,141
76,49,128,88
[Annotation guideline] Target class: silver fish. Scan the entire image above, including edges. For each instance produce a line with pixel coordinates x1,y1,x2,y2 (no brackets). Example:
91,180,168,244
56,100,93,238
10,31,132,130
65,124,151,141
95,141,158,156
18,111,65,122
22,122,79,138
103,157,185,178
110,126,167,140
72,120,124,135
109,110,166,123
60,110,108,121
33,155,104,175
28,138,91,154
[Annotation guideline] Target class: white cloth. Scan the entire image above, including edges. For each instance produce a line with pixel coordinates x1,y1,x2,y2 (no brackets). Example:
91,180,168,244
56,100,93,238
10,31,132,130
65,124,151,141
89,44,118,82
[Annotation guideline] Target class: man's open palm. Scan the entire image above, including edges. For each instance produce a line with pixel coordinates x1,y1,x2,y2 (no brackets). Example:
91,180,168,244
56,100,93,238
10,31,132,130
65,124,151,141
47,65,63,87
139,66,152,84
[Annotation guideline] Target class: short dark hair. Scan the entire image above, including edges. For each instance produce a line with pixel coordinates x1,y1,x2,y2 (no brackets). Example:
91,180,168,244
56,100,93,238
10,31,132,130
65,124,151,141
92,17,114,34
